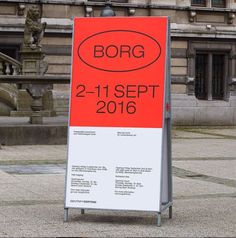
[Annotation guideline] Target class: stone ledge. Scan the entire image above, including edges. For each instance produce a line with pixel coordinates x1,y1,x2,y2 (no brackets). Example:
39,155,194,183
10,110,56,117
0,125,67,146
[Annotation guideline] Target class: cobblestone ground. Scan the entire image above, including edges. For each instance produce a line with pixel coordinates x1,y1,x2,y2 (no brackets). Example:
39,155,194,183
0,127,235,237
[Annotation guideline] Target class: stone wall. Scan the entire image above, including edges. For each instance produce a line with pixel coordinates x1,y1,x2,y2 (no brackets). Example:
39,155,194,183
0,0,236,124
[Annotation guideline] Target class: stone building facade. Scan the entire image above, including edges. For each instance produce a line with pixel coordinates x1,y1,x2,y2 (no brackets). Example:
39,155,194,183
0,0,236,125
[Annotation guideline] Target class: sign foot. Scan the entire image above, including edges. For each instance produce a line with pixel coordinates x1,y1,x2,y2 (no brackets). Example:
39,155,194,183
157,212,161,227
64,208,69,222
169,206,172,219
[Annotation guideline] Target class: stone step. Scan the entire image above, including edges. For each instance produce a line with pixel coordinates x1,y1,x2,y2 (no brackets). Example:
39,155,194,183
0,116,68,146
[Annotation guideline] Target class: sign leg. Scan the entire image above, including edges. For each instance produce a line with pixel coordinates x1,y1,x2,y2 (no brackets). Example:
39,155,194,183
169,206,172,219
157,212,161,227
81,209,85,215
64,208,69,222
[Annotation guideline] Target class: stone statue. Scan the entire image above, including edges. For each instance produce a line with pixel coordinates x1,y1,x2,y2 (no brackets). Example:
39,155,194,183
23,6,47,49
19,6,53,124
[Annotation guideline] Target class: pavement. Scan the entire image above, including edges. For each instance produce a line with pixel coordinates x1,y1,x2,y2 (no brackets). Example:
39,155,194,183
0,126,236,237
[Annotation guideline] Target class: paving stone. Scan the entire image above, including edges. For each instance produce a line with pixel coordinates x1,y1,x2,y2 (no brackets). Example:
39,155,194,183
173,177,236,198
173,130,222,139
201,128,236,137
0,128,235,237
0,171,19,184
173,160,236,180
0,198,235,237
173,139,236,158
0,164,66,174
0,145,67,162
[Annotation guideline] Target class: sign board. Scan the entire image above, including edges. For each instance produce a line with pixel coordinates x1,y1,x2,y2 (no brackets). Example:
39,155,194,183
65,17,172,224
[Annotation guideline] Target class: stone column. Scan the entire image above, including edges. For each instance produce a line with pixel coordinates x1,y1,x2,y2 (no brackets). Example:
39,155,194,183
186,43,195,96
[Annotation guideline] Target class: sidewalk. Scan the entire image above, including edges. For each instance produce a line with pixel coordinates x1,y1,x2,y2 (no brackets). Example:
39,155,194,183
0,127,235,237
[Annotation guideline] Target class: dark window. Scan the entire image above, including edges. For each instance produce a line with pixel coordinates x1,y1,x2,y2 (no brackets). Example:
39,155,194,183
195,52,226,100
0,45,19,75
191,0,206,6
212,0,226,7
191,0,226,7
212,54,224,99
0,45,19,59
195,54,208,99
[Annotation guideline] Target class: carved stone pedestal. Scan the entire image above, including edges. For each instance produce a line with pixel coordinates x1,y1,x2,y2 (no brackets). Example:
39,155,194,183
30,111,43,124
29,96,43,124
11,46,55,120
11,90,55,117
21,47,46,75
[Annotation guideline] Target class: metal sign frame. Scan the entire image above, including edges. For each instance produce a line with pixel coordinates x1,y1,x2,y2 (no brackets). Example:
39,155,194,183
64,17,172,227
158,18,172,226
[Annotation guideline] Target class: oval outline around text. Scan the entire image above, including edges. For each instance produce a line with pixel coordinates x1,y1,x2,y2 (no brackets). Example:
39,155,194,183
77,30,162,73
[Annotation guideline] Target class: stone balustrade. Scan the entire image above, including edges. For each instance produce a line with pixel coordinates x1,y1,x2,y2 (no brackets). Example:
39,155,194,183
0,52,22,116
0,74,70,123
0,52,22,76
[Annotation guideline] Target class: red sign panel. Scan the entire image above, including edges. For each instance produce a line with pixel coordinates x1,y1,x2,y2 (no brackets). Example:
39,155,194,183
70,17,167,128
